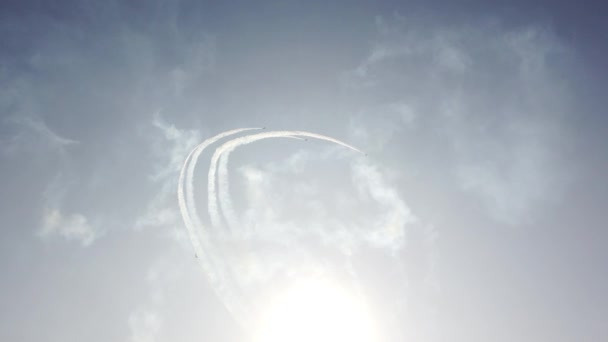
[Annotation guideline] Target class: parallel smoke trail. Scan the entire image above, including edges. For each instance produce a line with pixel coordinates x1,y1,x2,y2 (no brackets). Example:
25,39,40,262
179,128,361,325
177,127,261,323
209,131,363,234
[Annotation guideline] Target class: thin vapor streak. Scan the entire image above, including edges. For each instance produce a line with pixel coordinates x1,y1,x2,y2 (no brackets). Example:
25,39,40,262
208,131,363,234
177,127,261,323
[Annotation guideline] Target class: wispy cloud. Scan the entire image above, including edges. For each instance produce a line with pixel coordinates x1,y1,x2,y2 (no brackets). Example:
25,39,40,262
125,255,190,342
345,15,575,224
224,144,439,340
350,158,417,253
127,309,162,342
230,146,419,288
135,113,201,234
149,113,202,182
1,115,78,156
37,207,99,247
35,165,101,247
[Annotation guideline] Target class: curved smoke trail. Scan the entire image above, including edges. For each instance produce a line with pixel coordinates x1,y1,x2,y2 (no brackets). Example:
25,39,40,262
177,127,261,323
209,131,363,235
179,128,364,327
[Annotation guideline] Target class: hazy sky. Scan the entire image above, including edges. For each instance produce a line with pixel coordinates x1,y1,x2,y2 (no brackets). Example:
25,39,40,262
1,1,607,341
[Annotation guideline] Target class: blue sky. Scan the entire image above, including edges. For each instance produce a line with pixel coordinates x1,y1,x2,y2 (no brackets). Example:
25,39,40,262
1,1,607,341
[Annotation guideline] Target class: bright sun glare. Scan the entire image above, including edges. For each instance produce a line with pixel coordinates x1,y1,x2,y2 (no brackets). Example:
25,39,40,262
253,278,378,342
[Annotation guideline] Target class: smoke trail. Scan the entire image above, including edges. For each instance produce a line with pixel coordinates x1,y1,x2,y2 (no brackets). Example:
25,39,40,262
179,128,361,325
177,127,261,323
217,152,241,231
208,131,363,234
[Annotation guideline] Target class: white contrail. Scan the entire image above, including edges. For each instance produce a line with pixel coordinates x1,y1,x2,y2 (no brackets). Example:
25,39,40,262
208,131,363,234
179,128,361,326
177,127,261,324
183,128,262,232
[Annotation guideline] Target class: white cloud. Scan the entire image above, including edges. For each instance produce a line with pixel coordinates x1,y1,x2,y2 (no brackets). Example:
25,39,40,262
38,207,99,247
350,158,417,253
215,145,440,340
229,146,419,292
349,101,417,152
346,16,573,224
135,207,179,232
168,33,217,96
135,113,201,236
18,116,78,147
149,112,201,182
127,309,162,342
1,115,78,156
125,255,190,342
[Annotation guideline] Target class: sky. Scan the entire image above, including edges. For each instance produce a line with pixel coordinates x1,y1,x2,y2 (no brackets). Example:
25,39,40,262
1,1,607,341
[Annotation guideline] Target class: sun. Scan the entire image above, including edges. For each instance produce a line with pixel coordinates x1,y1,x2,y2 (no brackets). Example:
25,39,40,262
252,277,378,342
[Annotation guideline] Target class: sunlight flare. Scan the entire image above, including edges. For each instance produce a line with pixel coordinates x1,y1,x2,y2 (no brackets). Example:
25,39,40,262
253,278,378,342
